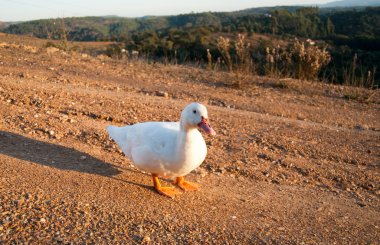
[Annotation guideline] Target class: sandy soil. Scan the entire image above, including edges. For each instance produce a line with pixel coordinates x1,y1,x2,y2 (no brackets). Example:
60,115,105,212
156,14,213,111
0,34,379,243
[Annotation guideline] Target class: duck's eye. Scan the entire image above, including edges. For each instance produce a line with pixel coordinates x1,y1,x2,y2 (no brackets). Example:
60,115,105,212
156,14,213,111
193,110,197,114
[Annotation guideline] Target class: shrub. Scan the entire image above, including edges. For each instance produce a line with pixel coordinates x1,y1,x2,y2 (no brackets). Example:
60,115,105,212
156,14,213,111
214,34,332,85
290,40,331,81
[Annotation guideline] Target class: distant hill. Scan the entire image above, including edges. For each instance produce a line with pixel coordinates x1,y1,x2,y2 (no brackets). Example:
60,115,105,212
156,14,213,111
0,21,10,30
234,6,303,15
2,6,379,43
320,0,380,7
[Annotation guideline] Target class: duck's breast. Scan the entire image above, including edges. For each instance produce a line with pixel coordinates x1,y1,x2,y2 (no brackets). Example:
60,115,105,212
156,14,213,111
173,130,207,177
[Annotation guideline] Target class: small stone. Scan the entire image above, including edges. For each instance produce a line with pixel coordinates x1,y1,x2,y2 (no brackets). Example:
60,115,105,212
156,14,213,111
48,130,55,136
231,216,237,219
40,218,46,223
258,153,271,160
241,158,249,164
142,235,151,243
217,167,226,174
357,202,366,207
156,91,169,97
80,156,87,160
354,124,369,130
262,170,270,177
193,167,207,177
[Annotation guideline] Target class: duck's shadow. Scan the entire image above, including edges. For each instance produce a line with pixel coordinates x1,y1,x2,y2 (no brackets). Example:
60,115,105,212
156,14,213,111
0,131,152,191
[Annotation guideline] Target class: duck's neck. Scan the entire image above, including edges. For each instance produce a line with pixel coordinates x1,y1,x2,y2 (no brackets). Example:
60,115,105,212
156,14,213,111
177,120,198,152
180,117,195,132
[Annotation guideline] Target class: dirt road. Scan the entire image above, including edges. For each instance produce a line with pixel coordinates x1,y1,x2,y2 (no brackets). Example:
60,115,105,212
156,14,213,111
0,34,379,243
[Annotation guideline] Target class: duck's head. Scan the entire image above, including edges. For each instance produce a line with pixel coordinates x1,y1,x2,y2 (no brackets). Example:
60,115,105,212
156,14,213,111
181,103,216,135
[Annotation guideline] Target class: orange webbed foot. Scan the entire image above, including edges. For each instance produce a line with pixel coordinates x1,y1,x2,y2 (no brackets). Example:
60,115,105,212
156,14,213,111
152,174,181,198
175,176,199,191
156,186,182,198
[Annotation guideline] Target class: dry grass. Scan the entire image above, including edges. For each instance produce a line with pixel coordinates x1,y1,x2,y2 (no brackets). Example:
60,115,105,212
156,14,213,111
290,40,331,81
343,54,377,89
234,34,253,74
215,34,332,88
216,36,232,72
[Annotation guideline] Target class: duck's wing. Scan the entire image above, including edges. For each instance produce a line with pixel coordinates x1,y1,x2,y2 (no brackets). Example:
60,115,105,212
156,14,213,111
130,122,179,161
107,122,179,163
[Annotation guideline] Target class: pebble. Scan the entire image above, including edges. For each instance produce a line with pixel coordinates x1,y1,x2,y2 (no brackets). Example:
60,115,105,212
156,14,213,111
258,153,271,160
354,124,369,130
142,235,151,243
156,91,169,97
193,167,207,177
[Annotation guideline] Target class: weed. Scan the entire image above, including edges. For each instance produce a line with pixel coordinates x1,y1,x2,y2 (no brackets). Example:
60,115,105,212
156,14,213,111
343,54,376,88
206,49,212,70
235,34,252,74
290,40,331,81
216,36,232,72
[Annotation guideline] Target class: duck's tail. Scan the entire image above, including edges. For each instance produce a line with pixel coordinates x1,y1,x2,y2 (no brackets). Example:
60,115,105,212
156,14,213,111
106,125,127,149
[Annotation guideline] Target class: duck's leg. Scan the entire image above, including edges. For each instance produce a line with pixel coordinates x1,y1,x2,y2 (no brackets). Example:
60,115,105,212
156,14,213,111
175,176,199,191
152,174,181,198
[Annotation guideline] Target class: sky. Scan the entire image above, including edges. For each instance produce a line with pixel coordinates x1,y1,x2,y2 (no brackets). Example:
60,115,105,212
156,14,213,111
1,0,333,22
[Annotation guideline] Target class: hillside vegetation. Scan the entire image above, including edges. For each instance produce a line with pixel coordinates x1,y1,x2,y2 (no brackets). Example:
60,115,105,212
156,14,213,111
2,6,380,87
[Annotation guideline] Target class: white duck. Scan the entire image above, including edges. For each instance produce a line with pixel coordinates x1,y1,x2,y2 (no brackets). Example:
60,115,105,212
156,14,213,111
107,102,216,198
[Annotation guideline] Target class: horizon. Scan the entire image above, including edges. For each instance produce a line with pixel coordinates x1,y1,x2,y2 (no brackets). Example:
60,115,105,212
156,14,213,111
1,0,334,22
